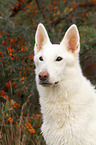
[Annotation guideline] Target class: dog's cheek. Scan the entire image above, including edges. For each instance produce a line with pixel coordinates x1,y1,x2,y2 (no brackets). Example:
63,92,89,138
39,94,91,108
50,64,65,82
64,55,76,67
34,59,39,67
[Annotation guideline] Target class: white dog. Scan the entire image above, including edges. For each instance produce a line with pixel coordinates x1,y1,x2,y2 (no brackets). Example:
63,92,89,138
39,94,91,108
34,23,96,145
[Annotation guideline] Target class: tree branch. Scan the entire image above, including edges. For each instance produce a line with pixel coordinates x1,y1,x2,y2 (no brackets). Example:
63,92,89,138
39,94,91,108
10,0,33,17
35,0,46,20
35,0,53,32
50,2,96,26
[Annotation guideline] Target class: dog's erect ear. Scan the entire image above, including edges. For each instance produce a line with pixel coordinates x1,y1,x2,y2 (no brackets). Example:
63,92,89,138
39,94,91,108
34,23,51,54
60,24,80,54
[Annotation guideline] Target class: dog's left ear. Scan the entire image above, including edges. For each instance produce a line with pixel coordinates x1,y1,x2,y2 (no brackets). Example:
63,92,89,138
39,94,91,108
60,24,80,54
34,23,51,54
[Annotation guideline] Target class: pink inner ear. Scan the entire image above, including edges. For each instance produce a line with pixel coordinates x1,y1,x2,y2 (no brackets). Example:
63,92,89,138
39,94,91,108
68,34,77,53
37,32,44,51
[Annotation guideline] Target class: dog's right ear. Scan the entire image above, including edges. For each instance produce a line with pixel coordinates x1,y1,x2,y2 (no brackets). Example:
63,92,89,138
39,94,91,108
34,23,51,54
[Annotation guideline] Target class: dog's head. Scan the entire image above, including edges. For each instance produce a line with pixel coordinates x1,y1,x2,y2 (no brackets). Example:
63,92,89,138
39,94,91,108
34,23,80,87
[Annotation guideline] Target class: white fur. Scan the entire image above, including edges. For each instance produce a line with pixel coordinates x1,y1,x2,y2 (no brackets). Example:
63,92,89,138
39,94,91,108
34,23,96,145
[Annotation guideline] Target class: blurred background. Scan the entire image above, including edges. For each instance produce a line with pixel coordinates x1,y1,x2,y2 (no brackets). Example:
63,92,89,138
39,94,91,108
0,0,96,144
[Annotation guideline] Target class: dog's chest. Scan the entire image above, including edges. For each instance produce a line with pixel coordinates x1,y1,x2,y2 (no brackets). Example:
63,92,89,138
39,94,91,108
41,101,83,145
40,95,91,145
40,94,76,131
46,101,71,126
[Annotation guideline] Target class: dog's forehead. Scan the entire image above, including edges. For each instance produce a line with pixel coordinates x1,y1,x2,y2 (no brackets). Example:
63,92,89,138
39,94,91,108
42,44,63,55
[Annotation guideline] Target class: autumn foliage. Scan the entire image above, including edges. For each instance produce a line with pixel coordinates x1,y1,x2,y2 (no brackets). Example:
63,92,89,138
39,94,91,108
0,0,96,144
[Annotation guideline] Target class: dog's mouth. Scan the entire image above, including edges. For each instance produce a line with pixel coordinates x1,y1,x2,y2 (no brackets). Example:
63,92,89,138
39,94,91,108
39,81,59,87
40,82,52,87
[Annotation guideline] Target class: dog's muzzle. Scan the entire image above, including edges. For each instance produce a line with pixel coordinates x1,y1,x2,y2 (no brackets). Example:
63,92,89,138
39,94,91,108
39,71,59,87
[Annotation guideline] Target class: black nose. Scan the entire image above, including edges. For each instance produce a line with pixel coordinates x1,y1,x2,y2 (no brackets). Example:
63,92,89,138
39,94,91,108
39,71,49,81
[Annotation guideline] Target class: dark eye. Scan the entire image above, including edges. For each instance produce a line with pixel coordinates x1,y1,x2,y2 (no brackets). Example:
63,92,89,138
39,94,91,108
56,56,63,61
39,56,43,61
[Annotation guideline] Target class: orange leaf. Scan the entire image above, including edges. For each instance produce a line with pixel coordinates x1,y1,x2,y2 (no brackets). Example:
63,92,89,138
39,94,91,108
7,117,13,123
28,128,36,133
20,77,25,81
36,114,41,117
63,0,66,4
5,82,10,88
13,103,20,108
73,2,76,9
0,33,2,37
26,4,31,9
